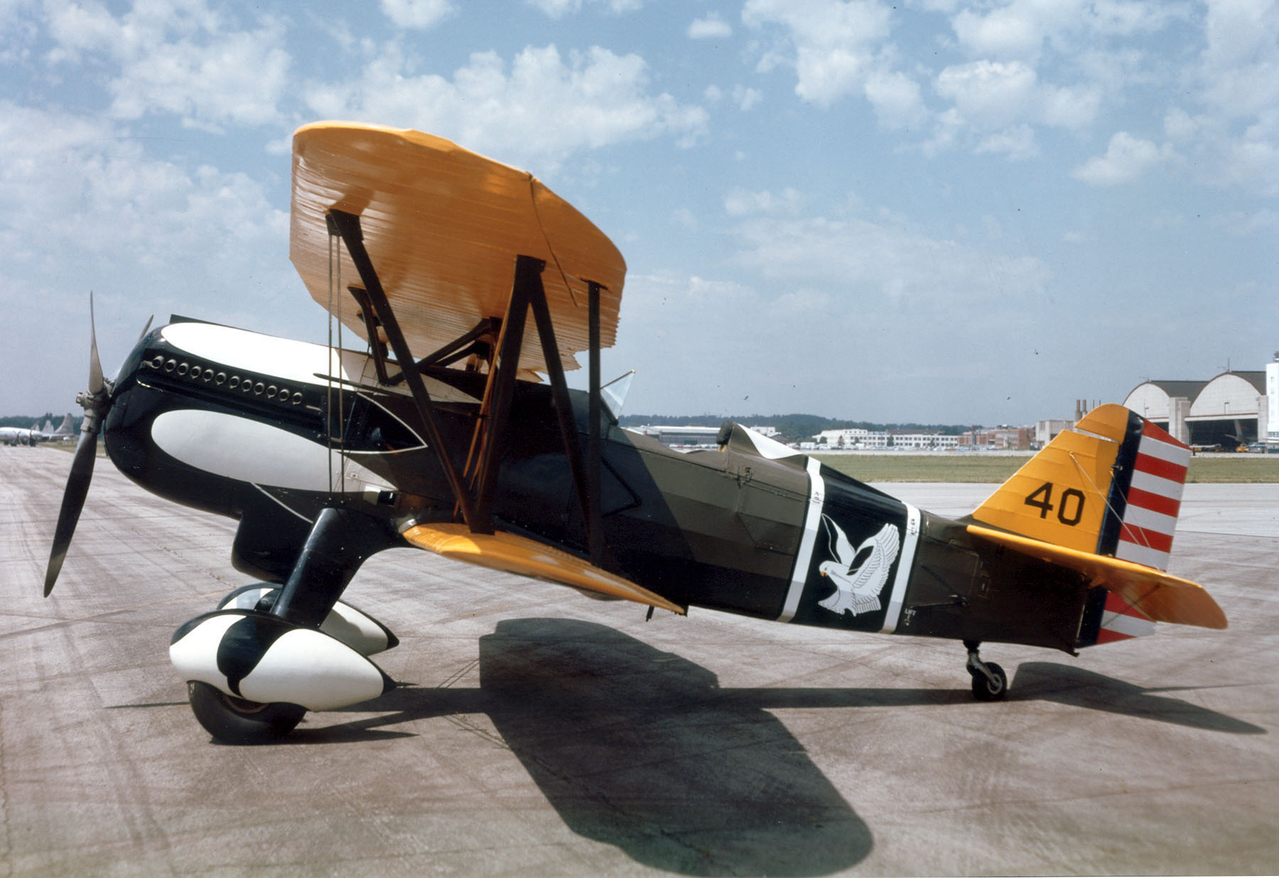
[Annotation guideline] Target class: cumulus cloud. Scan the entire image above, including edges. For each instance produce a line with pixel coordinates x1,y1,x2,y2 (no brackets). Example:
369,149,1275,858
688,14,732,40
951,4,1044,60
1197,0,1279,119
380,0,456,29
45,0,291,131
733,85,763,111
525,0,643,17
303,44,708,170
0,102,296,410
950,0,1186,62
934,59,1038,129
1072,131,1174,185
742,0,894,107
864,70,927,129
728,212,1051,309
723,188,803,217
976,124,1038,160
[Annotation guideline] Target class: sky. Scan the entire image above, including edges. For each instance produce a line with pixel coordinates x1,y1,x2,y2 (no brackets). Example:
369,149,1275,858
1,0,1275,426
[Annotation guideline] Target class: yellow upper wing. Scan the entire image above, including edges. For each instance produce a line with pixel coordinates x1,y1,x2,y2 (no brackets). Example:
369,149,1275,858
290,122,626,374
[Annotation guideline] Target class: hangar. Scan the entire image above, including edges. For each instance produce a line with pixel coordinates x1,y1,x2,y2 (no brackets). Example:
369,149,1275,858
1124,366,1272,448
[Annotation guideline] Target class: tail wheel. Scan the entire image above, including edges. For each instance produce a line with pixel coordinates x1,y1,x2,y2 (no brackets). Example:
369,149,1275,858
187,681,306,744
971,662,1008,702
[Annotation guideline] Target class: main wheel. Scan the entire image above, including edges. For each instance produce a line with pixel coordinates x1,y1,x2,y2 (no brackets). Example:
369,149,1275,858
971,662,1008,702
187,681,306,744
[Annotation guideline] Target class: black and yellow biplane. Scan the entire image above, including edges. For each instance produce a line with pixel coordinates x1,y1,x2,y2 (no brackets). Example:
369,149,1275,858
43,123,1226,743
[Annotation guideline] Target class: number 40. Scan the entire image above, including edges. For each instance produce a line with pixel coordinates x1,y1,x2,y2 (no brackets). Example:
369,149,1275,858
1023,482,1085,526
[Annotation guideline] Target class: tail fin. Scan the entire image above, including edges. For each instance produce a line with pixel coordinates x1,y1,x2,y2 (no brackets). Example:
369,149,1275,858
971,404,1188,568
967,405,1224,634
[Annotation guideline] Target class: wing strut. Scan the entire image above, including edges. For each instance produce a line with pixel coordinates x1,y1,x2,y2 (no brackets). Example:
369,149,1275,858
462,254,606,558
587,280,603,567
326,209,484,531
325,210,607,559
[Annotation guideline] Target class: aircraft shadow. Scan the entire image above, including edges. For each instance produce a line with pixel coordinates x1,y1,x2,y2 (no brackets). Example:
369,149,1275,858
328,618,873,876
1010,662,1266,735
304,623,1263,873
482,618,871,876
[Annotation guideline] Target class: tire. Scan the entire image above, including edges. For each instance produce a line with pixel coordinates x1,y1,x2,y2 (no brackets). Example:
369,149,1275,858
187,681,306,744
971,662,1008,702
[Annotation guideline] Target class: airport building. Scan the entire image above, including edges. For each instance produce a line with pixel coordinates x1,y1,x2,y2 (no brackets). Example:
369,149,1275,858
1124,355,1277,448
1036,419,1074,447
814,429,958,449
958,426,1035,450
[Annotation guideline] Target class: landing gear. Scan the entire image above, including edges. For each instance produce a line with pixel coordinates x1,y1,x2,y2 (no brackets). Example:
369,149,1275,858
172,507,398,744
187,681,306,744
964,640,1008,702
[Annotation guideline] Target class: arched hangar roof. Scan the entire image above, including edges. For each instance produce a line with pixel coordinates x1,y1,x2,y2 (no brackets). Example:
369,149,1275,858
1189,371,1266,417
1124,380,1207,420
1124,372,1266,420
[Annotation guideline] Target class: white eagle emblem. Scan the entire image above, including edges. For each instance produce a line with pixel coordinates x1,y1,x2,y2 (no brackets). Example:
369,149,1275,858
817,517,900,617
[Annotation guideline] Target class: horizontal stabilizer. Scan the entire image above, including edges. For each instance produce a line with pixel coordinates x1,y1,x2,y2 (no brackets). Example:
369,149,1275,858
403,524,685,615
968,524,1226,630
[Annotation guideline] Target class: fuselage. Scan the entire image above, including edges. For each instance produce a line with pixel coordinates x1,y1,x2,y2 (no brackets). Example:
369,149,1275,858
104,320,1101,651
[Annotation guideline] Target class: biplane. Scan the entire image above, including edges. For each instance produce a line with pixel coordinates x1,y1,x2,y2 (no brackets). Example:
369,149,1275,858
43,122,1227,744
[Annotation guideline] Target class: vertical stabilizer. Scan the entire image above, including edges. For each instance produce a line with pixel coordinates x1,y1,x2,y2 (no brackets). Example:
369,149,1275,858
971,404,1190,572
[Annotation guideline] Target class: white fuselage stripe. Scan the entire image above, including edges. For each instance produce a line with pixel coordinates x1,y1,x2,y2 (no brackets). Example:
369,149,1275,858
778,457,825,623
881,503,920,633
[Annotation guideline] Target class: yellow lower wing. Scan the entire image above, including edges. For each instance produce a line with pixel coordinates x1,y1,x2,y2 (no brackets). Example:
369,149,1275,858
968,524,1226,629
402,524,685,615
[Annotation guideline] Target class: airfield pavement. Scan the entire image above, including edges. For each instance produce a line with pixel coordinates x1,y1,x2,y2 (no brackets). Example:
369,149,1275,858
0,446,1277,877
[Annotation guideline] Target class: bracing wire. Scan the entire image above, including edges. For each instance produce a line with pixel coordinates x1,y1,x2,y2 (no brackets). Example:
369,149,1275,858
1068,450,1155,551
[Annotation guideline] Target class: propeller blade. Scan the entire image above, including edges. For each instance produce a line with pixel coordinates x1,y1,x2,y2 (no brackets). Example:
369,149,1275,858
88,291,103,395
137,314,154,342
44,429,99,597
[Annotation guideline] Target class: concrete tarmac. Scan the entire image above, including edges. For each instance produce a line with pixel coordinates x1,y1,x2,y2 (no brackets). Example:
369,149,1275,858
1,447,1276,876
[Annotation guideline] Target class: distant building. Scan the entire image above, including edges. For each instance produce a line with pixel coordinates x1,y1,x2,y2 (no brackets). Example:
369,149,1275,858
959,426,1034,450
814,429,957,449
815,428,874,447
1125,365,1270,447
890,432,959,450
1035,419,1074,448
1269,355,1279,446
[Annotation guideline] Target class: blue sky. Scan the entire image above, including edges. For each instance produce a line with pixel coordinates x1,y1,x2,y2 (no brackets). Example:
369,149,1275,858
1,0,1275,424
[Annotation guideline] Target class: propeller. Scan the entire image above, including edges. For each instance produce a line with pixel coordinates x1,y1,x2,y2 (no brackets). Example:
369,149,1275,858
43,293,121,597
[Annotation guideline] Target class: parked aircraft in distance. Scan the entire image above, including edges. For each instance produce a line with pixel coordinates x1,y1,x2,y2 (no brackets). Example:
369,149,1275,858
42,122,1226,744
1,414,75,446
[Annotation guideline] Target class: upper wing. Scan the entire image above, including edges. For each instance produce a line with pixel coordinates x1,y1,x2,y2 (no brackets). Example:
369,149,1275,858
402,523,685,615
289,122,626,374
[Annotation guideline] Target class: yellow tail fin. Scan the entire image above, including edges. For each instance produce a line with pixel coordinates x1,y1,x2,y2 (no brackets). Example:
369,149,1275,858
972,404,1189,569
968,404,1224,634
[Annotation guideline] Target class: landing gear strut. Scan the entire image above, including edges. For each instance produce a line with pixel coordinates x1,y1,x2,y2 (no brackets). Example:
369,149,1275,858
964,640,1008,702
